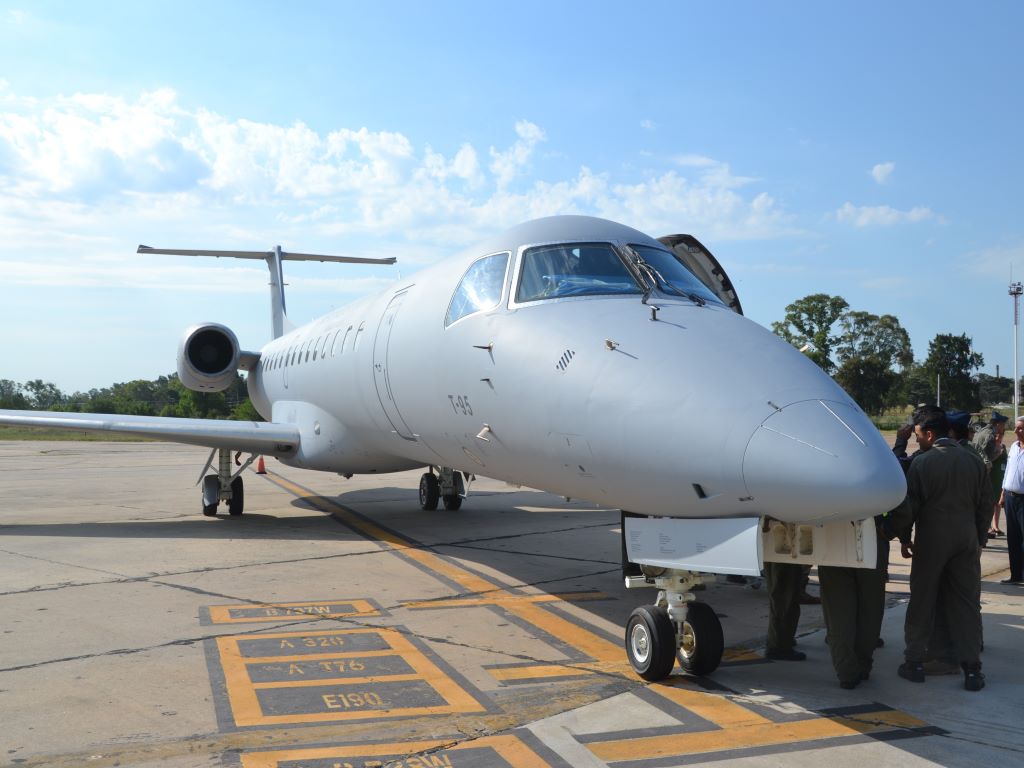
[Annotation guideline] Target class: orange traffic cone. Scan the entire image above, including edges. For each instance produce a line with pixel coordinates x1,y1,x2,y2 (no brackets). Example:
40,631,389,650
256,456,267,474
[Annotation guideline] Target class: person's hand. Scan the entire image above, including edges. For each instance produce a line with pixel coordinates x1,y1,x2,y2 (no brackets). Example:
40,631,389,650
896,424,913,441
901,542,914,558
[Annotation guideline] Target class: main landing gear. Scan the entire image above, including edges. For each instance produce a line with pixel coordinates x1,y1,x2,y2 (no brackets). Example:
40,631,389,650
624,567,725,681
418,466,467,511
199,448,257,517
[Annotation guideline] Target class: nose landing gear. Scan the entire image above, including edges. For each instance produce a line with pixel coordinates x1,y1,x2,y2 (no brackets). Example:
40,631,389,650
624,568,724,680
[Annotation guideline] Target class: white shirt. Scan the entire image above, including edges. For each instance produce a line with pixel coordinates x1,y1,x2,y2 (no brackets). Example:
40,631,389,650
1002,441,1024,494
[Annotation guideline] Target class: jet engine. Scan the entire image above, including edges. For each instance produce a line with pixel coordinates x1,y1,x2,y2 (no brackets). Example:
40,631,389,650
177,323,241,392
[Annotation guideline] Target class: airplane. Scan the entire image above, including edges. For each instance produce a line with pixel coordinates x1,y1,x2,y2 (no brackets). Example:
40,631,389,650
0,215,906,681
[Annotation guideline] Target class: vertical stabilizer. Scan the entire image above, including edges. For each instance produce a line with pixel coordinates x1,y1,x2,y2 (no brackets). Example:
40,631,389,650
267,246,290,339
138,245,397,340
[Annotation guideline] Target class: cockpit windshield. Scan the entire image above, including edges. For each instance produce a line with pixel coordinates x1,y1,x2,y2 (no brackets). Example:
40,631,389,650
515,243,642,303
628,244,726,307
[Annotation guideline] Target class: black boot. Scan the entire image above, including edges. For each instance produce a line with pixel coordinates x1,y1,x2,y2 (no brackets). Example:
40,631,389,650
962,661,985,692
898,661,925,683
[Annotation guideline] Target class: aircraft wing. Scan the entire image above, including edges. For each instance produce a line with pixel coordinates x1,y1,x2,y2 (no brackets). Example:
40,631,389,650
0,410,299,457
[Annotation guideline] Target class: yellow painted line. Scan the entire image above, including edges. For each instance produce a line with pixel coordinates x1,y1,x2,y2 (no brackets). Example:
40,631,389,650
237,648,401,664
268,473,501,595
404,591,609,609
648,680,772,728
250,673,424,689
488,664,593,681
588,708,929,762
264,472,631,672
240,733,552,768
207,599,379,624
217,627,486,727
835,709,930,730
366,628,485,716
721,648,764,662
502,600,624,665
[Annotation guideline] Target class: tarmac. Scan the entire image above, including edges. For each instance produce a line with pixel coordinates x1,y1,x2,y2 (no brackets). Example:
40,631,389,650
0,440,1021,768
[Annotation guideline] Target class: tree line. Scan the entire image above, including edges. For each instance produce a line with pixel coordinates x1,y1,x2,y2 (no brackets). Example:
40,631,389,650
771,293,1000,415
0,374,261,421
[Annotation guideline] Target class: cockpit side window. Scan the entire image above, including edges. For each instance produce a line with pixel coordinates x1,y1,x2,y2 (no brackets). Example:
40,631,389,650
629,244,725,307
445,251,510,327
515,243,642,303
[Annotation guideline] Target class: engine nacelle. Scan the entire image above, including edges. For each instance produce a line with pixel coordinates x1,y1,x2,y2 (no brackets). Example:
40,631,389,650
177,323,240,392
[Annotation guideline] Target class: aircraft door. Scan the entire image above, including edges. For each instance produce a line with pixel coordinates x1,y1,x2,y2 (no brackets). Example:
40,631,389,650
656,234,743,315
373,291,417,440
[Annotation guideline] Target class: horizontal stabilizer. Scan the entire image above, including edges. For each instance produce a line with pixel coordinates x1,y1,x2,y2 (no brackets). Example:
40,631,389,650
137,245,396,265
0,409,299,457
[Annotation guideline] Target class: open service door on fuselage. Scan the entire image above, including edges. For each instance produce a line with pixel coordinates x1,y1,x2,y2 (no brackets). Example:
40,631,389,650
657,234,743,316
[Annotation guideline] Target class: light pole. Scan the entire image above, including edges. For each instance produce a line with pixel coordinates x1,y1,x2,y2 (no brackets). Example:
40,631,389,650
1011,282,1023,419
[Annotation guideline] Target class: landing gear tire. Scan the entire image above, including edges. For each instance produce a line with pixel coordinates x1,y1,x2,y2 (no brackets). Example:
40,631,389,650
442,494,463,511
228,476,244,516
676,602,724,676
202,502,218,517
419,473,440,510
626,605,677,681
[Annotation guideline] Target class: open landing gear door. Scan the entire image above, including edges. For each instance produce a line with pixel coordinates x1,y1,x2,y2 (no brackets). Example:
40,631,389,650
657,234,743,316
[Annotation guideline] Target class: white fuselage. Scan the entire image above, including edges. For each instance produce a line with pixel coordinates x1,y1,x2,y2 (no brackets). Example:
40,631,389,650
246,217,905,525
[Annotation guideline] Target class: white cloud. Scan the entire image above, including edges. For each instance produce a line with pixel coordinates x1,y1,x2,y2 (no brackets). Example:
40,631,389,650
673,154,717,168
965,241,1024,279
640,119,656,131
488,119,545,190
0,86,800,284
871,161,895,184
835,202,936,227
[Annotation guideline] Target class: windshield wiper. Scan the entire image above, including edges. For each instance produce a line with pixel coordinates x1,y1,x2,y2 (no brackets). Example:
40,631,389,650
626,247,706,306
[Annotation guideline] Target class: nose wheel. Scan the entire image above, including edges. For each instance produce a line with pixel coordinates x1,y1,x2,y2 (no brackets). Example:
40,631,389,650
626,606,677,681
676,601,724,676
623,568,724,681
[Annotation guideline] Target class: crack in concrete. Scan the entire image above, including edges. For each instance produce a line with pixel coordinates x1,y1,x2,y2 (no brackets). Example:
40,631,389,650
0,516,620,596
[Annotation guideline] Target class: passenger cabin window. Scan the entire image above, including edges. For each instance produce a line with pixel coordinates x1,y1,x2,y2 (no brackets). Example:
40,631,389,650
629,244,725,307
446,252,509,327
516,243,641,303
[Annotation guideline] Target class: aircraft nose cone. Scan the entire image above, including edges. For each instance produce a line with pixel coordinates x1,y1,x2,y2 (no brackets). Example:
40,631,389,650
741,399,906,522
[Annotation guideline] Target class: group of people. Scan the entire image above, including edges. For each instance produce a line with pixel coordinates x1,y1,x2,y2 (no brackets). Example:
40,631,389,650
763,406,1024,693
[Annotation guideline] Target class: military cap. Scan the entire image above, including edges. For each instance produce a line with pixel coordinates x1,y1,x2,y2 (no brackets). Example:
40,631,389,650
991,410,1009,423
946,410,971,428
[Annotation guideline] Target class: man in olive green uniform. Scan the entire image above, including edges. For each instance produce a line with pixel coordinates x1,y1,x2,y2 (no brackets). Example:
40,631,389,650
765,560,806,660
971,410,1007,474
818,517,888,688
922,411,989,674
894,410,989,691
973,411,1009,536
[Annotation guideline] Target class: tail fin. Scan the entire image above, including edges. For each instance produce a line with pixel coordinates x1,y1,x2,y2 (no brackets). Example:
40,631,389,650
137,245,397,339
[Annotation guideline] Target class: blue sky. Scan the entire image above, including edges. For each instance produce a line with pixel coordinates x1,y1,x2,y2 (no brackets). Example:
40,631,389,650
1,1,1022,393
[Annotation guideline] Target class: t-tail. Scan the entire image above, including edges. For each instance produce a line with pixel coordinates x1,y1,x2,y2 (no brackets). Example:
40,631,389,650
136,244,397,339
